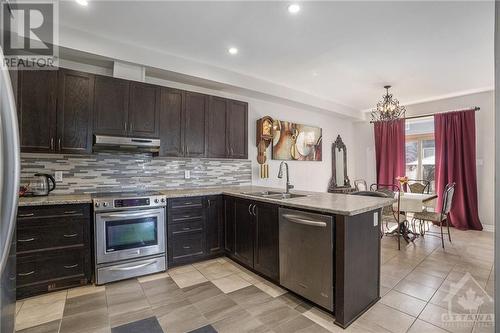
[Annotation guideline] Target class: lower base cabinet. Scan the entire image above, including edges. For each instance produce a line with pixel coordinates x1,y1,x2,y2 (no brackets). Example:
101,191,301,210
224,196,279,282
167,195,225,266
16,204,92,299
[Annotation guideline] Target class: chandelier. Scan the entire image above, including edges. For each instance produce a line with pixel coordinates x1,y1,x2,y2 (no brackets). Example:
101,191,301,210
370,85,406,122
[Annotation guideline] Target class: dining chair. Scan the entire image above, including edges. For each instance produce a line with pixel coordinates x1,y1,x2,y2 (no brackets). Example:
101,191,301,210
407,179,431,194
350,190,389,239
412,182,456,248
353,179,368,192
369,183,406,250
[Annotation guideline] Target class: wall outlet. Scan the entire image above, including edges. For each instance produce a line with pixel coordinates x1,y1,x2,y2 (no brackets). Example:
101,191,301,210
184,170,191,179
55,171,63,182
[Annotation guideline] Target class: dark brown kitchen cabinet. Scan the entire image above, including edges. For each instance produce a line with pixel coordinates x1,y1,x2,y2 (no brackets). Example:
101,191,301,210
227,100,248,159
17,70,57,152
207,96,228,158
128,82,160,138
16,204,92,299
93,75,129,136
184,92,208,157
253,202,279,282
206,196,224,255
225,197,279,282
57,69,94,154
159,88,184,157
233,198,255,268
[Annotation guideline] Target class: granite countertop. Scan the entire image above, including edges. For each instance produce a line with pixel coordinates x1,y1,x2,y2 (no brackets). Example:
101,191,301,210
18,185,393,216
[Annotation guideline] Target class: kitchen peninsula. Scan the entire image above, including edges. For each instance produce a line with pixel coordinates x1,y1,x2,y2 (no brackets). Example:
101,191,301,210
18,186,392,328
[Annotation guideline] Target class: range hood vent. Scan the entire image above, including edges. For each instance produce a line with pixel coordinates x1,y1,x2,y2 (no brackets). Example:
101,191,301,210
93,135,160,154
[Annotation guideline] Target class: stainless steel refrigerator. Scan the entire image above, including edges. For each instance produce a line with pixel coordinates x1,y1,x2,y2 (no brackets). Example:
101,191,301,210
0,46,21,333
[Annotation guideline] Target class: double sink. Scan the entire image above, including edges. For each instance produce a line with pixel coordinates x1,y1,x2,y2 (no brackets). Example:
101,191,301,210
243,191,307,200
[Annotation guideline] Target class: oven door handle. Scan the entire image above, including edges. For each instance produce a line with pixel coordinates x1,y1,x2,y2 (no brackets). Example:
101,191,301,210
102,211,157,219
108,259,158,271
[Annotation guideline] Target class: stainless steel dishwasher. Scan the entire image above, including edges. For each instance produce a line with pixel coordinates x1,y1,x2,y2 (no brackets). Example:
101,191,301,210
279,207,334,311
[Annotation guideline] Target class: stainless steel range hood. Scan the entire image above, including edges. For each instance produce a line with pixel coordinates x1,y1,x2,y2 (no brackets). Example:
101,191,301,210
93,135,160,154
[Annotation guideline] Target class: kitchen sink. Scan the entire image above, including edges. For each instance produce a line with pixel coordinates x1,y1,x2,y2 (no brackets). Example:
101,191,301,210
243,191,307,200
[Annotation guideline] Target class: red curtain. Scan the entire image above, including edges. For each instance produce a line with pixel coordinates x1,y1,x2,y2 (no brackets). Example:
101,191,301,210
434,110,482,230
374,119,406,187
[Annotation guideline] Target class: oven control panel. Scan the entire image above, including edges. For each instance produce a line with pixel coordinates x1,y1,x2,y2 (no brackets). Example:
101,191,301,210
93,195,166,211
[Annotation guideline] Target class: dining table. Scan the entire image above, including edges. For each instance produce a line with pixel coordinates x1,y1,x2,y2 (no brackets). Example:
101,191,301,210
389,192,438,242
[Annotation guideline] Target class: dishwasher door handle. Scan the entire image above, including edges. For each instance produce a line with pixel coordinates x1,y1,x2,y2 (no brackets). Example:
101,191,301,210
282,214,327,227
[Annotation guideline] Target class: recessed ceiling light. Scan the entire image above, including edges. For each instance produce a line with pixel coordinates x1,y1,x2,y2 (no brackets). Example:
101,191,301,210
228,47,238,55
75,0,88,6
288,4,300,14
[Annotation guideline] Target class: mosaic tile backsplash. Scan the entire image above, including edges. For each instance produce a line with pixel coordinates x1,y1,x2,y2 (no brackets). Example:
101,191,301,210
21,153,252,194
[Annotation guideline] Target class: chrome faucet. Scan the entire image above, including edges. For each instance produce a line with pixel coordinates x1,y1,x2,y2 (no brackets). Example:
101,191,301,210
278,161,294,194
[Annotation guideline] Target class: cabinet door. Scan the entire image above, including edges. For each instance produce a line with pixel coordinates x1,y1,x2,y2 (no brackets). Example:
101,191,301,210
206,196,224,255
224,197,235,254
233,198,254,267
184,92,207,157
57,69,94,154
227,100,248,159
159,88,184,157
17,70,57,152
254,202,279,281
93,76,129,136
128,82,160,138
207,97,228,158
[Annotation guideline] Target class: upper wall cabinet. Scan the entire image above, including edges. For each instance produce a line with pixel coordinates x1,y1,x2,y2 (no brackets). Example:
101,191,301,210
159,88,184,157
227,100,248,159
17,70,58,153
17,69,94,154
57,69,94,154
128,82,160,138
93,76,129,136
184,92,208,157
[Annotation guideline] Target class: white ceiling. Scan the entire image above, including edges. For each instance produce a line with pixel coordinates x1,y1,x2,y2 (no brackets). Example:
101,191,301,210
59,0,495,112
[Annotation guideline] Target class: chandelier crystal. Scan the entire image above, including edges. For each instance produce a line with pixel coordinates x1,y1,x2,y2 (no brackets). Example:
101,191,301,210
370,85,406,122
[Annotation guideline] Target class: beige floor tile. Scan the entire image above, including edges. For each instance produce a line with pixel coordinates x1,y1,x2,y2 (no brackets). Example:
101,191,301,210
195,261,236,281
404,270,446,289
168,264,197,276
212,273,252,293
408,319,450,333
16,292,67,331
360,302,416,333
170,269,208,288
302,307,341,332
67,285,106,299
394,279,437,301
16,301,23,315
380,290,427,317
137,272,170,283
418,303,474,333
254,280,287,298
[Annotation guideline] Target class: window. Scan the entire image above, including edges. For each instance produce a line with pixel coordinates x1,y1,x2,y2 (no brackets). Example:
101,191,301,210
405,117,435,192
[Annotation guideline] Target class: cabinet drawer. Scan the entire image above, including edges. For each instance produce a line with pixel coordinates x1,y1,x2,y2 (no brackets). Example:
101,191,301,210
17,221,84,253
17,249,86,286
169,220,204,235
168,208,204,223
169,197,203,209
171,233,204,260
17,204,88,220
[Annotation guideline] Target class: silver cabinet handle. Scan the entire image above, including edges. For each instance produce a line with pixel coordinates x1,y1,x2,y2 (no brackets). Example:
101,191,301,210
19,213,34,217
124,121,127,131
19,271,35,277
109,259,157,271
183,245,191,249
18,238,35,242
63,211,78,215
248,204,252,215
64,264,79,269
63,233,78,238
252,204,257,216
50,137,54,151
58,138,61,151
282,214,327,228
182,227,191,231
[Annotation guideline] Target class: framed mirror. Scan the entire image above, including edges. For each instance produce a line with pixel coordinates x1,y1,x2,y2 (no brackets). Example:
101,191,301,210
328,135,351,191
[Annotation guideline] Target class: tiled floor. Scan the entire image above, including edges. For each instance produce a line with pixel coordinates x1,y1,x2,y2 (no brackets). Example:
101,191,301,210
15,226,494,333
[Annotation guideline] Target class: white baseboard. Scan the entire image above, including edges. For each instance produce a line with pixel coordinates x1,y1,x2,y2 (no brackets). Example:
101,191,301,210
482,224,495,232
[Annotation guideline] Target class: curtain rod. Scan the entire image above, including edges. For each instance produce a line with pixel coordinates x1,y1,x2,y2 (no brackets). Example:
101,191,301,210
370,106,480,123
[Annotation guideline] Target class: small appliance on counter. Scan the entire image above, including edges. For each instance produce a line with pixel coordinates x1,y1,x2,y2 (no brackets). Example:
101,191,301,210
19,173,56,197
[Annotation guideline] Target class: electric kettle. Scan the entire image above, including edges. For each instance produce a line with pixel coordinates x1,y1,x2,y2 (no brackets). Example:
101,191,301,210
23,173,56,196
